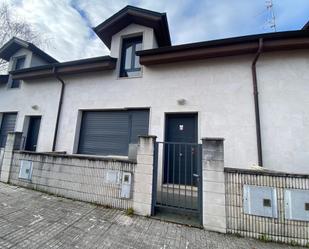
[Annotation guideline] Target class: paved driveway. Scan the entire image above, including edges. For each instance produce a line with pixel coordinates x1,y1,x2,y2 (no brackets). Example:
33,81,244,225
0,183,302,249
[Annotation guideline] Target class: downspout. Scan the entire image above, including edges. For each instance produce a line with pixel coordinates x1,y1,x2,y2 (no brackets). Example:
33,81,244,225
52,66,65,151
251,38,263,166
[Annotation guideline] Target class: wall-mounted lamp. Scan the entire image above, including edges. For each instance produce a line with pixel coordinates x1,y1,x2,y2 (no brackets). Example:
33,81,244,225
177,98,186,105
31,105,39,110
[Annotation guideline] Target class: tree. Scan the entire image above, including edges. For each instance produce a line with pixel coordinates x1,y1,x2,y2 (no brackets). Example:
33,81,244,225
0,2,46,73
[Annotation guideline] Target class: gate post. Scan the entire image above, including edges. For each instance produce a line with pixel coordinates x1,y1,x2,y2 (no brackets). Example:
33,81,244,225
133,135,156,216
202,137,227,233
0,132,23,183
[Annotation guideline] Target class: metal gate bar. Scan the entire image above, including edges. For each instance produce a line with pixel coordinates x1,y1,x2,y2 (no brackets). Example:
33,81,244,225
152,141,203,224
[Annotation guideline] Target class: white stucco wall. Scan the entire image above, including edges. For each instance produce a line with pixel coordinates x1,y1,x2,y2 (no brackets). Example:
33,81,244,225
54,49,309,173
0,78,61,151
56,54,259,170
257,50,309,173
31,54,49,67
7,47,50,71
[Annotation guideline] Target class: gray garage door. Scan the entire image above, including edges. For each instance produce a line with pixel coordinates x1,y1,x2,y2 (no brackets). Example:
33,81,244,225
78,110,149,156
0,113,17,147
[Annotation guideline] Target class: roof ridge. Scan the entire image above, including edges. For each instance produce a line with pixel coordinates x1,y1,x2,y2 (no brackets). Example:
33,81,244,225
0,36,58,63
93,5,171,49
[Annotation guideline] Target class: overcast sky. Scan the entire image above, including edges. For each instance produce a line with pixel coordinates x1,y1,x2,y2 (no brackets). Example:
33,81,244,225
9,0,309,62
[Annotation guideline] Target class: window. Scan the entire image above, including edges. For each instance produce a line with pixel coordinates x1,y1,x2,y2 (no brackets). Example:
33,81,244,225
0,113,17,147
10,56,25,88
120,36,142,78
78,110,149,156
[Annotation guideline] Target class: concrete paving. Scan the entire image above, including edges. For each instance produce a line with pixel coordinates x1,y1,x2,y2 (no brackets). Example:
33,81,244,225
0,183,302,249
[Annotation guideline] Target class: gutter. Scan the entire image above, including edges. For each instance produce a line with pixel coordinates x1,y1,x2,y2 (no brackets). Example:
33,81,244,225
251,38,263,166
52,66,65,152
10,56,117,81
138,31,309,65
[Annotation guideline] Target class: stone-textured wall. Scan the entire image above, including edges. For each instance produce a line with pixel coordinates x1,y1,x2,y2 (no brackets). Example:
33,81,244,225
0,132,23,183
225,168,309,246
133,136,156,215
202,138,226,233
2,133,156,215
9,151,136,209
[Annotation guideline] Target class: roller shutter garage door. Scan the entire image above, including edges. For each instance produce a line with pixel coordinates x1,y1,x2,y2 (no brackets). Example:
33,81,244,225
0,113,17,147
78,110,149,156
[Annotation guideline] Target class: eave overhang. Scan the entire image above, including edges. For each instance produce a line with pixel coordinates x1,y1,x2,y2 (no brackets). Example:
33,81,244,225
93,5,171,49
10,56,117,80
137,30,309,65
0,37,58,63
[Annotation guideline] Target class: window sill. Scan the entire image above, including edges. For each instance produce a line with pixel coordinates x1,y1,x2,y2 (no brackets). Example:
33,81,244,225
7,87,21,90
117,75,143,80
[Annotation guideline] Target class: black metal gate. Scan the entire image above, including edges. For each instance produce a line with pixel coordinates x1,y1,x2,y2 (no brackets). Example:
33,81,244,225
152,141,203,226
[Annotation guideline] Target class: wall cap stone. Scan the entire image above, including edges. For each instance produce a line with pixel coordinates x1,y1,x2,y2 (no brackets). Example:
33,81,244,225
7,131,23,135
15,151,137,164
201,137,225,141
138,135,157,139
224,167,309,178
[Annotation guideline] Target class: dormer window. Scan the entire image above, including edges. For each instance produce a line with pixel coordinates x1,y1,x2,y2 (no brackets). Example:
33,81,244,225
120,36,142,78
10,56,25,88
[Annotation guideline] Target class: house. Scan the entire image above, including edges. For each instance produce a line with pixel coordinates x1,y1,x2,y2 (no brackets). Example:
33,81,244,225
0,5,309,175
0,37,58,151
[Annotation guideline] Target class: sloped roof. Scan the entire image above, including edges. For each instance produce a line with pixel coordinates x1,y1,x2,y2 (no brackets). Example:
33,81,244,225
0,37,58,63
10,56,116,80
93,5,171,49
137,30,309,65
303,21,309,30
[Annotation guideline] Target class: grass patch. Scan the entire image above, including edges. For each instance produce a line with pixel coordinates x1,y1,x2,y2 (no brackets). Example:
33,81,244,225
126,208,134,216
258,234,272,243
290,240,300,247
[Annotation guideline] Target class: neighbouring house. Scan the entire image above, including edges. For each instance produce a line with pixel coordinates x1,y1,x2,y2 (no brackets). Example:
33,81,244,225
0,37,58,151
0,6,309,243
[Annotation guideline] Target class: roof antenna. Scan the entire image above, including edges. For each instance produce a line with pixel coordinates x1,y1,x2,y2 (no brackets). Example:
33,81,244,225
265,0,277,32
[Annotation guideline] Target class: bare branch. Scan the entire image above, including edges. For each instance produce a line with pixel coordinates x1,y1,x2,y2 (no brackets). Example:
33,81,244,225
0,2,48,73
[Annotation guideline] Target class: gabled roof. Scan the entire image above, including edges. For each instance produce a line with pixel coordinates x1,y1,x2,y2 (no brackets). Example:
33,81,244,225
6,8,309,79
0,37,58,63
303,21,309,30
93,5,171,49
10,30,309,79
